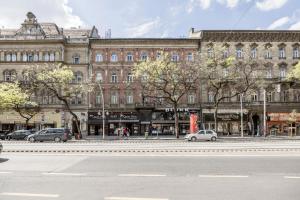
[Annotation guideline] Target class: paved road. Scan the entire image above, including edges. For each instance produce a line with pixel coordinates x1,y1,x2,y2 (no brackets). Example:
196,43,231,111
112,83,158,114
0,153,300,200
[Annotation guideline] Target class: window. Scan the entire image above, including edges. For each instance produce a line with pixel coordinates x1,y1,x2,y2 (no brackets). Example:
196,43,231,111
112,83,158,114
111,91,118,104
208,92,214,102
11,53,17,62
27,53,33,62
6,53,11,62
96,93,101,105
23,53,28,62
188,94,195,104
156,52,161,60
207,48,213,58
251,92,258,102
33,53,39,62
279,47,286,59
279,67,286,79
126,53,133,62
171,53,179,62
223,68,229,77
127,73,133,83
267,91,275,102
74,71,83,83
44,53,50,62
95,72,103,82
73,56,80,64
111,53,118,62
293,47,299,59
187,52,193,61
95,53,103,62
141,52,148,61
111,72,117,83
283,90,289,102
266,68,272,79
223,49,229,58
77,95,82,105
126,92,133,104
236,47,243,59
251,48,257,59
3,70,16,82
49,53,55,61
265,49,272,59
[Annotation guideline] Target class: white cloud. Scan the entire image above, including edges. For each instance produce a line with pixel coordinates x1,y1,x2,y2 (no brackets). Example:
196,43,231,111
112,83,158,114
256,0,288,11
289,22,300,30
267,16,290,30
0,0,85,29
217,0,240,8
126,17,161,37
186,0,212,13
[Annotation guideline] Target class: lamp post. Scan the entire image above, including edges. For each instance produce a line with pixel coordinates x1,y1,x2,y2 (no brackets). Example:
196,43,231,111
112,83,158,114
240,93,244,138
263,88,266,137
97,81,105,139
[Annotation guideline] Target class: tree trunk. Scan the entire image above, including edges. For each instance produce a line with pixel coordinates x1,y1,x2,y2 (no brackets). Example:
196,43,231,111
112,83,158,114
174,105,179,139
69,111,82,139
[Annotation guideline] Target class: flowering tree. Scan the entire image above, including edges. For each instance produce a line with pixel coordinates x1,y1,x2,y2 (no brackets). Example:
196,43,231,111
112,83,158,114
133,52,200,138
24,63,90,139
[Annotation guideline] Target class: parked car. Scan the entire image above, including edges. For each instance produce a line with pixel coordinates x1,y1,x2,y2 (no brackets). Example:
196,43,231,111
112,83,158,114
0,142,2,154
0,131,9,140
6,130,35,140
27,128,72,142
185,130,217,142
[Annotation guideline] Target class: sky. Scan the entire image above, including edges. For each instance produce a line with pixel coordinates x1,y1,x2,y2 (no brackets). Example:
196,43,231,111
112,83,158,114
0,0,299,38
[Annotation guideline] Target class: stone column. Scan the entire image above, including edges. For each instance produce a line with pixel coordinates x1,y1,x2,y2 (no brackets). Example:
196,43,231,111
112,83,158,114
55,51,60,62
17,52,21,61
39,52,43,61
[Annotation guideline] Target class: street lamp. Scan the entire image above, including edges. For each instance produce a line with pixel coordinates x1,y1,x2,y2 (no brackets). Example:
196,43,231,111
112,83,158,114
240,93,244,138
97,80,105,139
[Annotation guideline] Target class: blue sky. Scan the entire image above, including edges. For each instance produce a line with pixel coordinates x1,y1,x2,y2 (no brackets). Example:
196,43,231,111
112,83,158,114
0,0,299,38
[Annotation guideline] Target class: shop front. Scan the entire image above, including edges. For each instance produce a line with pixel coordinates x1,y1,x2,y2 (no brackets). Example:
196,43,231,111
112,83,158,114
88,111,140,136
203,109,248,136
267,112,300,136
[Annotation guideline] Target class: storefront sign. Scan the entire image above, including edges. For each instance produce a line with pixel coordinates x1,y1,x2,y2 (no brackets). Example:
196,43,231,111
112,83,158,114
268,113,300,122
88,112,138,121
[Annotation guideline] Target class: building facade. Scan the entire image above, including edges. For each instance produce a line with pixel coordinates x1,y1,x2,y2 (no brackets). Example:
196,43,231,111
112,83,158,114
1,12,300,137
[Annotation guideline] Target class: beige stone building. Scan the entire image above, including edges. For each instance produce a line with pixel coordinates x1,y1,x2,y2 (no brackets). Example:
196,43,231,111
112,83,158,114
0,12,99,135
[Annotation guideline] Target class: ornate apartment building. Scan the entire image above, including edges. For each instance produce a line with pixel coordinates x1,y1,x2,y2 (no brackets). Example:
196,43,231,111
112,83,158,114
0,12,99,134
1,12,300,136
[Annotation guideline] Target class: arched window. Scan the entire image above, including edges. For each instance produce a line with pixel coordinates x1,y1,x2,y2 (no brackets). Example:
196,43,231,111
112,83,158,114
279,47,286,59
95,53,103,62
6,53,11,62
111,53,118,62
11,53,17,62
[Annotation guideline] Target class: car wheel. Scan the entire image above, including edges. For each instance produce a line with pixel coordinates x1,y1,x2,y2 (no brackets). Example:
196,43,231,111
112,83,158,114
191,136,197,142
211,136,217,142
54,137,61,142
29,137,35,142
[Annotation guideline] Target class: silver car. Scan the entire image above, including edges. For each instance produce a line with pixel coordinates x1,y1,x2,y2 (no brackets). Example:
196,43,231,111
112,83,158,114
185,130,217,142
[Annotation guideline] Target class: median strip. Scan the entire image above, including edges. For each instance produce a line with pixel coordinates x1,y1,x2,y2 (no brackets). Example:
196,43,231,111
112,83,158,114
0,192,59,198
42,172,86,176
284,176,300,179
104,197,169,200
198,175,249,178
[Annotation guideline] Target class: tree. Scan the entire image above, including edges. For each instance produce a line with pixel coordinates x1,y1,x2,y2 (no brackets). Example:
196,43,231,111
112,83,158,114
197,44,262,133
13,102,40,129
133,52,200,138
0,82,28,110
24,63,90,139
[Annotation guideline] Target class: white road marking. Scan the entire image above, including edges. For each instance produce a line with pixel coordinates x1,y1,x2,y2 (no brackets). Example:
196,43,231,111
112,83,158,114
199,175,249,178
0,172,12,174
284,176,300,179
42,172,86,176
118,174,166,177
104,197,169,200
0,192,59,198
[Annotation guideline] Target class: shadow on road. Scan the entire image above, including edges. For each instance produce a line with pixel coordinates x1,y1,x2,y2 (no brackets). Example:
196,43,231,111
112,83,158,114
0,158,9,163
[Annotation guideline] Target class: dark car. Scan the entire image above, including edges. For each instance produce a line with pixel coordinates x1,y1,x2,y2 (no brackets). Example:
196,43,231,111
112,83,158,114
27,128,72,142
0,131,9,140
6,130,35,140
0,142,2,154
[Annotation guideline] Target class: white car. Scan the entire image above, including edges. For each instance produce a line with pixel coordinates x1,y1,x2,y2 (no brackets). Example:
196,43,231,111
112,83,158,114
185,130,217,142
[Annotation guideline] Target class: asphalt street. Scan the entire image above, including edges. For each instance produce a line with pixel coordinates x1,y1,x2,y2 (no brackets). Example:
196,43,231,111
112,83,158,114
0,153,300,200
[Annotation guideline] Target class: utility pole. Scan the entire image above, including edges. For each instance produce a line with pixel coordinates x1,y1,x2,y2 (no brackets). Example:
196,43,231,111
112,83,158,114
263,89,266,137
98,81,105,139
240,93,244,137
